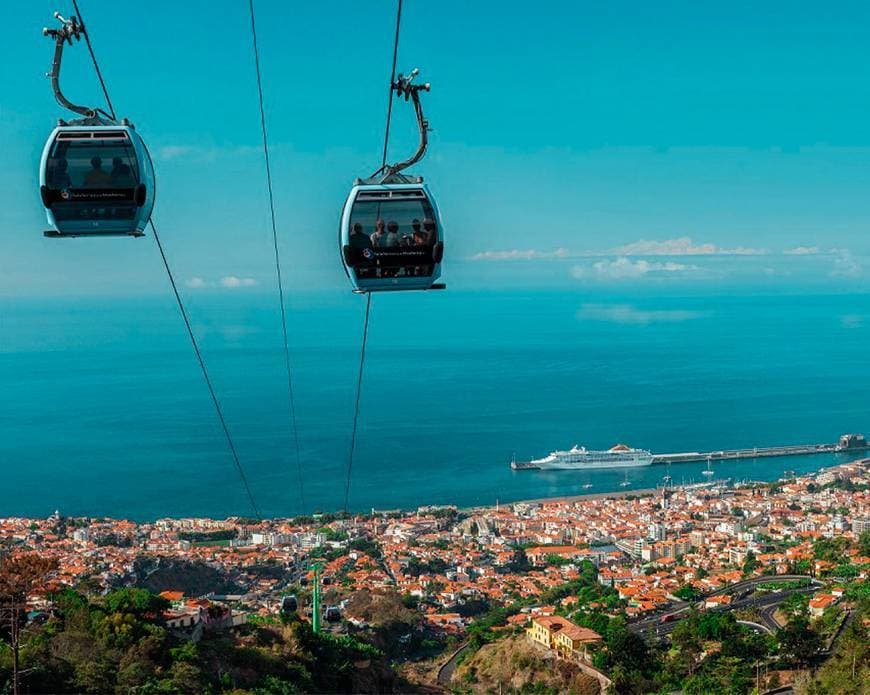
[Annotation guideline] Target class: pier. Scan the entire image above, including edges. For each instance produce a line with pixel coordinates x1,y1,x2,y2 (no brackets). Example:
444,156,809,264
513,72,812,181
511,433,868,470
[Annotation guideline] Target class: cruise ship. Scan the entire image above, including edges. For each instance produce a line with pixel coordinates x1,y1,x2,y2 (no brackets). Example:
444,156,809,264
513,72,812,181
512,443,654,470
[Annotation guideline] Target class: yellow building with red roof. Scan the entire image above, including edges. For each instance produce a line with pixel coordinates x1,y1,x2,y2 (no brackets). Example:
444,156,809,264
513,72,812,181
527,616,602,661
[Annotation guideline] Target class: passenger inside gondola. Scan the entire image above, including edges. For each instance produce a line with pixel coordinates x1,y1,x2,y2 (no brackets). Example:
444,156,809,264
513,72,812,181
384,221,400,247
347,194,439,280
47,158,72,188
84,157,111,187
47,139,140,192
349,222,373,250
371,219,386,247
110,157,136,187
423,218,437,243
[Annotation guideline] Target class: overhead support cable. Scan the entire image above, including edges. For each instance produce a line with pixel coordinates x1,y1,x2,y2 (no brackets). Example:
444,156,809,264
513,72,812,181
247,0,306,511
70,0,116,120
149,219,262,519
68,0,262,519
380,0,404,169
343,292,372,513
343,0,403,513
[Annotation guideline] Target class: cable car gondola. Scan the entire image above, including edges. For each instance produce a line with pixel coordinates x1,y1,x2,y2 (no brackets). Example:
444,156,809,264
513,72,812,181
340,70,445,292
38,13,154,238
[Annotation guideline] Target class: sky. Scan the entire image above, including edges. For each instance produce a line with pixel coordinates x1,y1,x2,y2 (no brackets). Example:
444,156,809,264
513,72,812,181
3,1,870,297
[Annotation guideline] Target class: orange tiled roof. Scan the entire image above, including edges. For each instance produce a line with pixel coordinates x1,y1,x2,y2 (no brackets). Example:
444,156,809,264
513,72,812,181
531,616,602,643
159,591,184,602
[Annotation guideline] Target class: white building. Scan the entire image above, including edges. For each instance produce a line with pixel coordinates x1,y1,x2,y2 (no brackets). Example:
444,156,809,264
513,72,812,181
648,523,667,542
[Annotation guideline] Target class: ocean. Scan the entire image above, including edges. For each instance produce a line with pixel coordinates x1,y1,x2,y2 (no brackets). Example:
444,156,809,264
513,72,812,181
1,285,869,520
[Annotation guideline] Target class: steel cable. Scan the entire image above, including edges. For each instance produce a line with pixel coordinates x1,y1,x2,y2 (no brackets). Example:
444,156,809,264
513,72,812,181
247,0,306,511
70,0,116,120
70,0,262,519
343,0,404,513
149,219,262,519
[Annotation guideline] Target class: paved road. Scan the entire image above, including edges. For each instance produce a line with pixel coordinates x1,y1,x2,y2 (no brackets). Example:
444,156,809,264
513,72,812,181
759,604,782,633
631,583,817,640
436,642,470,686
737,619,774,635
630,575,818,635
703,575,822,598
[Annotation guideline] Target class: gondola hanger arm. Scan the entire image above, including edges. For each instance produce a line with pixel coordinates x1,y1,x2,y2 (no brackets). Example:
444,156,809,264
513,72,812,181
43,12,103,120
373,68,431,181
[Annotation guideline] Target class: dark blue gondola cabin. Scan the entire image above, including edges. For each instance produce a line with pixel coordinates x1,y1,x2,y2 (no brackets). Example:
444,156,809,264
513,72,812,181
39,123,155,238
340,178,444,292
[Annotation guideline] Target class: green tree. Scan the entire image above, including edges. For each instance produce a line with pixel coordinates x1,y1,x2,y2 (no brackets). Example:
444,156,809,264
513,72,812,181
673,584,701,601
505,546,531,573
348,537,381,559
0,553,58,695
780,592,809,619
742,550,760,576
103,588,170,618
813,537,850,563
778,615,822,666
803,615,869,694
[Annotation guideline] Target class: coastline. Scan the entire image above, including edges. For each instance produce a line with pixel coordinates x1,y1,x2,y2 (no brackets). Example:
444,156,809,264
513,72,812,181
10,453,866,524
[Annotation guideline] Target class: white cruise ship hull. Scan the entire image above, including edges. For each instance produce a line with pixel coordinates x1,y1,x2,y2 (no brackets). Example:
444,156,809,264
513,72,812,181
512,445,654,470
535,455,653,470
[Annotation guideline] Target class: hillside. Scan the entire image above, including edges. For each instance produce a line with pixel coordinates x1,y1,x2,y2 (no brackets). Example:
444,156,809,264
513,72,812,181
451,634,600,695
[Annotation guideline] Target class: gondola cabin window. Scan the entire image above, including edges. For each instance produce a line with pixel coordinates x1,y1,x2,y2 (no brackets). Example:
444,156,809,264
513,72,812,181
47,133,140,190
347,191,439,279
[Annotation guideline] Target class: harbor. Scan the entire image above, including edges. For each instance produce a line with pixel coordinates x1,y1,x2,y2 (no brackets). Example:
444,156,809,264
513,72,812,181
511,433,868,470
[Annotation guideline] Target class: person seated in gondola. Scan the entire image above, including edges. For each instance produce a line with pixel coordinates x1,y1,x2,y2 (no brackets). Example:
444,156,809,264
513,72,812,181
349,222,375,265
384,221,400,247
423,218,438,244
349,222,372,249
84,156,111,187
371,219,386,247
48,158,72,188
110,157,136,187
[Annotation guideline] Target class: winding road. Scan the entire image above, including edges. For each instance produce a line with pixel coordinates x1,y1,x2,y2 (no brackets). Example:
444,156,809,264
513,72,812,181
629,575,821,640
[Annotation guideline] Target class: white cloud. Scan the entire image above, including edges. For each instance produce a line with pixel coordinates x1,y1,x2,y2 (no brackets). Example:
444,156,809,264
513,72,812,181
830,248,861,278
158,145,196,161
219,276,258,288
577,303,711,325
611,236,765,256
155,144,261,163
571,257,696,280
784,246,821,255
469,248,569,261
185,276,259,289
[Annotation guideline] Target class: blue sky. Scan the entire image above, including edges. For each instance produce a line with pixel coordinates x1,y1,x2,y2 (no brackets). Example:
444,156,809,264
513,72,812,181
3,0,870,296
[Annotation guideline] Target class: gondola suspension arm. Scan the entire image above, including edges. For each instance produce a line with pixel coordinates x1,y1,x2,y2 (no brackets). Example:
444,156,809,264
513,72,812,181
43,13,105,120
373,69,431,180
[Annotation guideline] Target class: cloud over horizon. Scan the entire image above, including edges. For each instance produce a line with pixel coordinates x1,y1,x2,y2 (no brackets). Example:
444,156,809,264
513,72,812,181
469,248,569,261
611,236,765,256
185,276,260,289
571,257,698,280
219,276,258,288
830,248,861,278
577,303,711,325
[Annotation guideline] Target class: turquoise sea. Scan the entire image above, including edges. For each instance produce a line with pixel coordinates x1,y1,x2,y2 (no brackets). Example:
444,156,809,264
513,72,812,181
1,284,869,520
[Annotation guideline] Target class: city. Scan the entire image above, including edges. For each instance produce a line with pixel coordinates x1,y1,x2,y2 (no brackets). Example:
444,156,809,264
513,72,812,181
1,459,867,693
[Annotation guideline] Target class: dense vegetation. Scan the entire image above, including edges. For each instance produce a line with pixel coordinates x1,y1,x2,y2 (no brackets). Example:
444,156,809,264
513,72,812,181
0,587,399,694
456,548,870,695
464,559,621,650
